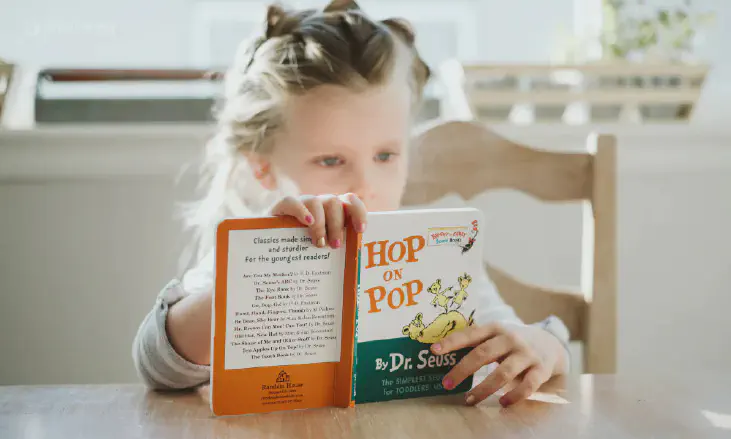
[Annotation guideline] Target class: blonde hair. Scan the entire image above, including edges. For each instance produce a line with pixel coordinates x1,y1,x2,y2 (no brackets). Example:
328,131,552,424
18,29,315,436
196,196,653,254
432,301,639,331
181,0,431,266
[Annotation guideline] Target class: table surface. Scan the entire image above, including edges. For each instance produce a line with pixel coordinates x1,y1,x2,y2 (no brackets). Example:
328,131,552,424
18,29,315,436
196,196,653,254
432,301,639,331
2,373,729,439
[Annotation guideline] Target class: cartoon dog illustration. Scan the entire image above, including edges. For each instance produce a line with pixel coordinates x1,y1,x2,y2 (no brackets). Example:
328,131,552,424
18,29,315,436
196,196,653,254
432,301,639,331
427,279,452,314
450,273,472,310
401,310,475,344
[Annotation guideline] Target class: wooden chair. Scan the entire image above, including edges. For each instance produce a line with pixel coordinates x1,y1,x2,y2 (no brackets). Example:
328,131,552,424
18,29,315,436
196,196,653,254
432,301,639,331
402,119,617,374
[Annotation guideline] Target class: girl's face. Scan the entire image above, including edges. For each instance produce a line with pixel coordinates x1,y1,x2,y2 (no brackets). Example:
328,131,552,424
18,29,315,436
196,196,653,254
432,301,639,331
264,80,413,212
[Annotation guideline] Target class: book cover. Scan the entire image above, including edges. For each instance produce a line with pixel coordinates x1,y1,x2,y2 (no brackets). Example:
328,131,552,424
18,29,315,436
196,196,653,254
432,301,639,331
210,216,359,416
353,208,483,403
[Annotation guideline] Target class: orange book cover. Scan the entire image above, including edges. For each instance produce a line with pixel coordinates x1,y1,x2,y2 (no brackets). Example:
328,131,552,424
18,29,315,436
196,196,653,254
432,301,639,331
211,216,360,416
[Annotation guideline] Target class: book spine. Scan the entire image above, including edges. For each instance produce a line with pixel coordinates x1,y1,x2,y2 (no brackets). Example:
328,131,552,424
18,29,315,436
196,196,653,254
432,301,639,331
333,226,360,408
351,246,362,405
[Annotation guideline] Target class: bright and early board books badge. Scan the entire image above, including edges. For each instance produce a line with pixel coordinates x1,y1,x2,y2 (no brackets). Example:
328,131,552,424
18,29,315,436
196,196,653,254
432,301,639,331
211,207,483,416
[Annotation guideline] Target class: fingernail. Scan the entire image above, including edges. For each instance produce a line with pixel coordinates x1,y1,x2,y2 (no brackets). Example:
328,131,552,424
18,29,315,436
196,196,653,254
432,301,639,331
432,343,441,353
465,394,476,406
443,377,454,390
332,239,341,249
499,397,510,408
317,237,326,248
305,215,313,224
356,222,366,233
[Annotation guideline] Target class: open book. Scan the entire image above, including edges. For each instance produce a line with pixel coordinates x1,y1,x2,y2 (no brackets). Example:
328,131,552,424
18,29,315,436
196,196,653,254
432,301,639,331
211,208,483,416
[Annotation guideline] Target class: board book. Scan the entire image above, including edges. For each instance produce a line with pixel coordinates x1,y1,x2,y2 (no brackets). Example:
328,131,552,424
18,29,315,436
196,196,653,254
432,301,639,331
211,207,484,416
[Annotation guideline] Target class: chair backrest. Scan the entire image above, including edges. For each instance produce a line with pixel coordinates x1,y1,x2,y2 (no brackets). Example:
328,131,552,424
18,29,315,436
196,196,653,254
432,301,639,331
403,119,617,373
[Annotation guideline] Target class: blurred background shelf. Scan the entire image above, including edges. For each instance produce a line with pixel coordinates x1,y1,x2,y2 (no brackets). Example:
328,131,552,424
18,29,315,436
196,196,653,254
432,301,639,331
438,60,709,125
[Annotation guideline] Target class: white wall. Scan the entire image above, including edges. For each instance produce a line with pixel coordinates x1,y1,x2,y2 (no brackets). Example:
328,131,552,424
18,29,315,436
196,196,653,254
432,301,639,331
0,179,191,384
617,171,731,375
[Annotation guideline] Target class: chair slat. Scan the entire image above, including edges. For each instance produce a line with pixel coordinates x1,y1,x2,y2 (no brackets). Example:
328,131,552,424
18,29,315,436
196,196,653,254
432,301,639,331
585,135,618,373
403,120,593,205
486,264,587,341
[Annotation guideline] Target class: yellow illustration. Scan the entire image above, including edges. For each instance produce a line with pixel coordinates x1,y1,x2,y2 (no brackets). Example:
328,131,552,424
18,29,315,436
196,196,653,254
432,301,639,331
401,310,475,344
403,274,475,343
449,273,472,310
427,279,452,314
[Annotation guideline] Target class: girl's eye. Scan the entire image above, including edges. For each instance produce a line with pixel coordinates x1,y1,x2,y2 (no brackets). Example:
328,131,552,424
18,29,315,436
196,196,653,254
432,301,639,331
319,157,342,167
375,152,396,162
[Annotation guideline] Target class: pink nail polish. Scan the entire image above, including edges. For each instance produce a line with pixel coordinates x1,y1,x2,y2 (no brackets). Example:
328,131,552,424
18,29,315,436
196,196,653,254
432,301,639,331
432,343,442,353
305,215,313,224
332,239,341,249
443,378,454,390
356,223,366,233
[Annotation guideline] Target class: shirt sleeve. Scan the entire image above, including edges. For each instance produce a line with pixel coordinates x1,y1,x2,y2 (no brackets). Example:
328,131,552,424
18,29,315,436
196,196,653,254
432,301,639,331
471,267,572,370
470,268,524,326
131,279,211,390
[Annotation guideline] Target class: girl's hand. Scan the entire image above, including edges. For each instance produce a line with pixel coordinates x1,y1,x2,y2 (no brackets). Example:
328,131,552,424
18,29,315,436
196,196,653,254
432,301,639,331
433,322,568,407
270,193,367,249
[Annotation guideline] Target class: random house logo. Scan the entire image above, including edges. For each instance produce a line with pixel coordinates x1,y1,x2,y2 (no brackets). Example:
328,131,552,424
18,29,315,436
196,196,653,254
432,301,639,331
276,370,290,383
261,369,304,391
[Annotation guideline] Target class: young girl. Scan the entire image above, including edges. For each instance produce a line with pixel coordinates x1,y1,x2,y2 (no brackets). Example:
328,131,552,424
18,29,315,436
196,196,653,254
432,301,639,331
132,0,570,408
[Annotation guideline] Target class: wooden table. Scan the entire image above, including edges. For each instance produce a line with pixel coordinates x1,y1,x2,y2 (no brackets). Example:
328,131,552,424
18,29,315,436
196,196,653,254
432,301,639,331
1,373,729,438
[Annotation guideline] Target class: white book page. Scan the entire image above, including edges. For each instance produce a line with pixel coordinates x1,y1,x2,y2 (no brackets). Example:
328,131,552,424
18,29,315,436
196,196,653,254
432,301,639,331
223,227,345,370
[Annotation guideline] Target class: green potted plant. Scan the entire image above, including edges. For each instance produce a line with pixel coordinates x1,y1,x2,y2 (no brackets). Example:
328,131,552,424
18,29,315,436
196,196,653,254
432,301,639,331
600,0,715,63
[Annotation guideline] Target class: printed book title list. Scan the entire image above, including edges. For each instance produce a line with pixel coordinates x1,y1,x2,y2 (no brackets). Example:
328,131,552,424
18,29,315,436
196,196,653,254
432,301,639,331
224,228,346,370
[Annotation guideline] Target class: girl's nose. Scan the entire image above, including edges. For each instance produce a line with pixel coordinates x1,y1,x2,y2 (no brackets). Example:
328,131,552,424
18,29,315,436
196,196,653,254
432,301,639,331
350,169,374,204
